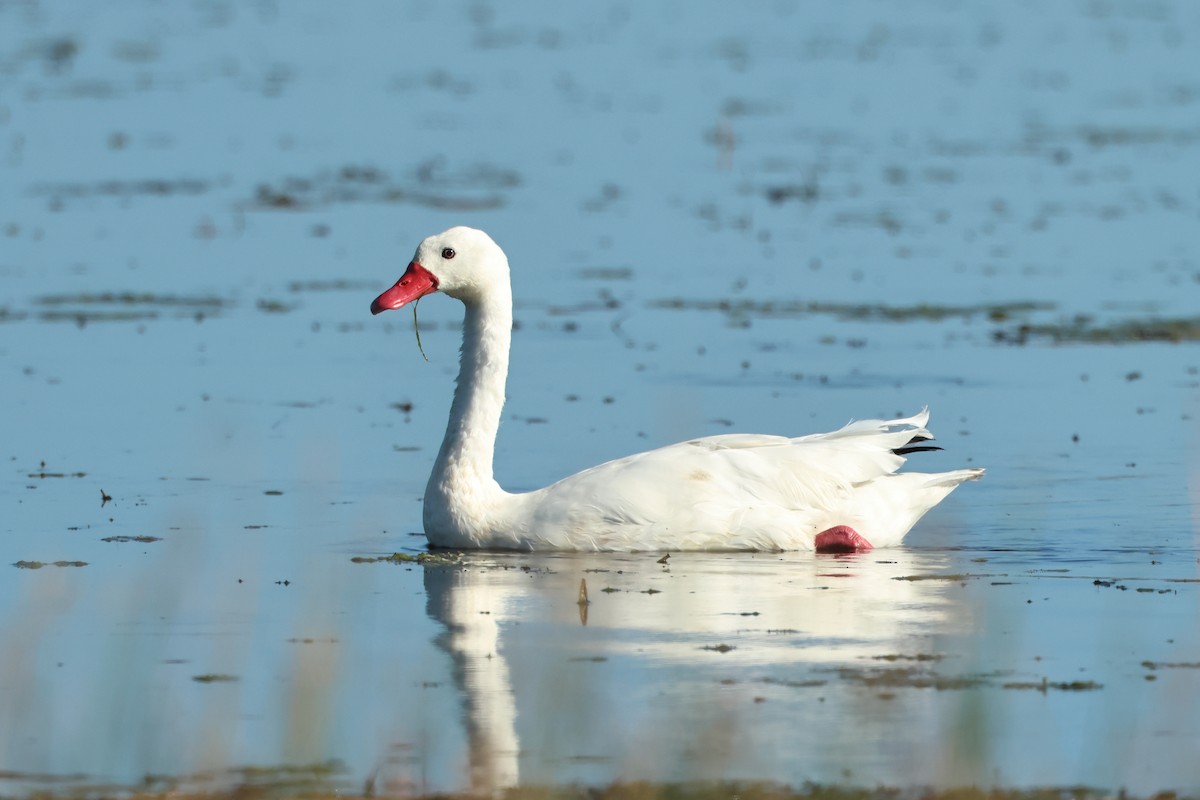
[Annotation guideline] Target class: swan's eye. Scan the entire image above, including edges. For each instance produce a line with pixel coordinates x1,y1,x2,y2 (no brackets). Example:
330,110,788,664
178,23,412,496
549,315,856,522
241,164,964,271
441,247,456,260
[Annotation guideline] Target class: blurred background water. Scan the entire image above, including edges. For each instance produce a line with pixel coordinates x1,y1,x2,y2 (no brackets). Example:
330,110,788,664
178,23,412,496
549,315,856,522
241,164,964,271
1,0,1199,795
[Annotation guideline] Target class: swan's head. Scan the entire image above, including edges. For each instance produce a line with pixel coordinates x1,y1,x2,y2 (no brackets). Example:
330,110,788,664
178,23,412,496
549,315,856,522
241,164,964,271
370,226,508,314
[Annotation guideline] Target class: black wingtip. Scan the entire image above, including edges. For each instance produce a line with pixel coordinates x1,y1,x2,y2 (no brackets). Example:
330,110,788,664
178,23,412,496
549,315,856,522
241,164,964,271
893,445,944,455
893,434,941,456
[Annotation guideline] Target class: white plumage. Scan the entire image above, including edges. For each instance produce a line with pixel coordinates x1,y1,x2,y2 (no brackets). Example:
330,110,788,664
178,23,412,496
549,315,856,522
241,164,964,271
371,226,982,552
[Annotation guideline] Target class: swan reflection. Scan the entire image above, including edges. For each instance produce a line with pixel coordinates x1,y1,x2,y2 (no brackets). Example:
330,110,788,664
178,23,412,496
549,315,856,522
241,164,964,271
423,565,521,793
418,549,962,792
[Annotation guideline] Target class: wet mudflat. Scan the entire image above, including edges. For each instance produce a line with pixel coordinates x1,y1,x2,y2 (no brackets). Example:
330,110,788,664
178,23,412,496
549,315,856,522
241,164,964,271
2,1,1200,797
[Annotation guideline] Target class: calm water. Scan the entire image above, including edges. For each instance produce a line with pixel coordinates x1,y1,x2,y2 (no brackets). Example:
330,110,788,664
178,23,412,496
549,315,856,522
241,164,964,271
2,0,1199,795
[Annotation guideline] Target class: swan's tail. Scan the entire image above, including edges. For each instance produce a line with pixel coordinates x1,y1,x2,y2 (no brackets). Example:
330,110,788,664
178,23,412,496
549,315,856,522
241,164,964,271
847,466,985,548
925,467,986,485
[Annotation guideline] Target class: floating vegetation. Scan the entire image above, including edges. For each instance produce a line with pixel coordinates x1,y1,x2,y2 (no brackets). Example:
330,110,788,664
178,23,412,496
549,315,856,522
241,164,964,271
101,535,162,543
702,644,736,653
893,573,996,582
31,292,228,325
655,296,1200,347
191,674,239,683
1001,679,1103,693
994,314,1200,345
249,160,519,212
652,297,1051,327
0,779,1184,800
37,308,159,324
289,279,380,293
831,665,992,691
577,266,634,281
1093,579,1128,590
27,468,86,479
28,177,211,203
765,182,819,205
1141,660,1200,671
24,36,79,73
760,676,828,688
827,663,1102,693
1074,124,1200,149
256,298,294,314
13,560,87,569
872,653,943,663
350,551,463,565
36,292,226,309
80,759,348,798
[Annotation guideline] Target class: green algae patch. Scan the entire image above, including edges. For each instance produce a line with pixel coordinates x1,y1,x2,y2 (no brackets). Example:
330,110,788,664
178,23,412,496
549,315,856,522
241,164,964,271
13,560,88,569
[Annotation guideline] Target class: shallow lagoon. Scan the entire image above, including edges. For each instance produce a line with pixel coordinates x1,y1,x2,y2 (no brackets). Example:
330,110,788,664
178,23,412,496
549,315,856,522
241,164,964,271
2,0,1199,796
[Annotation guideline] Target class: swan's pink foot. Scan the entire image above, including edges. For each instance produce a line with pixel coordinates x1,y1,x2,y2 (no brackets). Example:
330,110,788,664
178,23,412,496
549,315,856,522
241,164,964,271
814,525,874,554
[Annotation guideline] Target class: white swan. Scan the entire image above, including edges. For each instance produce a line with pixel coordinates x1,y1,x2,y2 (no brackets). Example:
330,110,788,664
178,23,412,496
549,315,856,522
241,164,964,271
371,226,983,552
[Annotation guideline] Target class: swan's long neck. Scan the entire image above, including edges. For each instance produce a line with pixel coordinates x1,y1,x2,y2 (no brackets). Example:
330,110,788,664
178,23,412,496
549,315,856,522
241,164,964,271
425,282,513,531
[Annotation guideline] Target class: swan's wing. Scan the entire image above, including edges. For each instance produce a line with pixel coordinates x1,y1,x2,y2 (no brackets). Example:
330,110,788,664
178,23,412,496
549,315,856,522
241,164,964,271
513,410,959,550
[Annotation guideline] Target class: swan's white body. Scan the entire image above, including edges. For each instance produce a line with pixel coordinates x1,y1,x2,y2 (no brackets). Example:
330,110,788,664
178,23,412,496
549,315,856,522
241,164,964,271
372,227,982,552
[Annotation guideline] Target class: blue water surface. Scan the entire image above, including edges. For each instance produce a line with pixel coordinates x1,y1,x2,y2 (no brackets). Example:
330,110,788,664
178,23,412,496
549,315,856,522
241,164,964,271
2,0,1199,795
